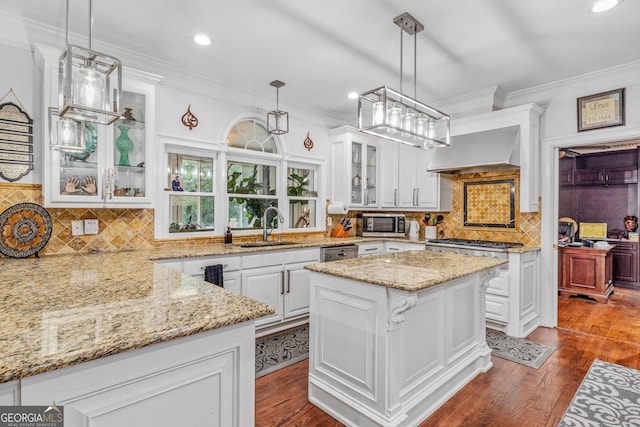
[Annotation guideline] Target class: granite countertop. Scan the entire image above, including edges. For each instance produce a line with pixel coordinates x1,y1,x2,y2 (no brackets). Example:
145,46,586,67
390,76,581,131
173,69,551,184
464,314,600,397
0,236,532,384
145,237,540,261
305,250,508,292
0,251,274,384
144,236,367,260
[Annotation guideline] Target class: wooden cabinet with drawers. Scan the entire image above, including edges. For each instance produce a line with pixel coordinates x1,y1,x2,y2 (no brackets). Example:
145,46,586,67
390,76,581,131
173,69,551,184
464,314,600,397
611,241,639,288
558,245,614,303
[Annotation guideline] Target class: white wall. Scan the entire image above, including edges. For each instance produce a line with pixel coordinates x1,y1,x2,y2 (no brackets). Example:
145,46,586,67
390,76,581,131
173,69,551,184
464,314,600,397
506,61,640,141
155,84,331,162
0,42,41,184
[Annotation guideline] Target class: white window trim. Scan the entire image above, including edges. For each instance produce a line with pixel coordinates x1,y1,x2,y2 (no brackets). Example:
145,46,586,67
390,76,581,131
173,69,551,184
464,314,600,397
155,141,220,239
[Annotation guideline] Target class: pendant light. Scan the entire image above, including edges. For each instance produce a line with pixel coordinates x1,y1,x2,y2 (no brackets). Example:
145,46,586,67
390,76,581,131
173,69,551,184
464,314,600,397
58,0,122,126
267,80,289,135
358,12,450,149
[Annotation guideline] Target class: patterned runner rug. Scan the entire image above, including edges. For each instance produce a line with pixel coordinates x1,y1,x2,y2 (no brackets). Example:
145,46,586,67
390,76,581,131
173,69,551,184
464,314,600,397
255,325,309,378
256,326,554,378
559,359,640,426
485,329,555,369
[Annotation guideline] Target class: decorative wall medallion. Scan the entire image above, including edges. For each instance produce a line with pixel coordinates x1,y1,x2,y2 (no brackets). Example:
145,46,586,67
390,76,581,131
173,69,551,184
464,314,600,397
0,88,34,182
303,132,313,151
181,104,199,130
0,202,52,258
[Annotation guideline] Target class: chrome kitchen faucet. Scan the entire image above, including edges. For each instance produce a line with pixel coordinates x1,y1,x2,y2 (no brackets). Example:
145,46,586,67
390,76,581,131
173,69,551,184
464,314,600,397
262,206,284,241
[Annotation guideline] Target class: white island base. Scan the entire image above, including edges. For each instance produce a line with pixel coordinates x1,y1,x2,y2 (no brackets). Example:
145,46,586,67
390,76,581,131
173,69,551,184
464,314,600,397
308,269,496,427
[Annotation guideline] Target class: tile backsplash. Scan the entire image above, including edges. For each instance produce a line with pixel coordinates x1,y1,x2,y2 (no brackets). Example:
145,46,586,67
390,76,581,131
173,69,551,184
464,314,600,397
0,184,154,255
2,169,542,258
327,169,541,246
0,183,327,256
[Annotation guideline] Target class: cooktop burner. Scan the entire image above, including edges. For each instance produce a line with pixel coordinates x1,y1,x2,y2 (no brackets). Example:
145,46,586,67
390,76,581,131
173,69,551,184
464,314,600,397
426,238,524,249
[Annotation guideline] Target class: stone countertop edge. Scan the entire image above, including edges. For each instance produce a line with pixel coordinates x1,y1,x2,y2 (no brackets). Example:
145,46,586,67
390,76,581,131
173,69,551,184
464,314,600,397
305,250,508,291
0,250,276,384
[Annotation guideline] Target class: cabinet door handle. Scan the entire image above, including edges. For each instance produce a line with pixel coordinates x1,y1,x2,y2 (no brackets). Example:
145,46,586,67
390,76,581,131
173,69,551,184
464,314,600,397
415,188,420,206
394,188,398,206
365,247,378,251
286,269,291,293
280,270,285,295
104,168,114,200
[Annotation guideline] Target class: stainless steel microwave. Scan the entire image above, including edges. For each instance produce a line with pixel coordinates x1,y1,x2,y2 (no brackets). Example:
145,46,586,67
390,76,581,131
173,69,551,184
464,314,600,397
357,213,406,237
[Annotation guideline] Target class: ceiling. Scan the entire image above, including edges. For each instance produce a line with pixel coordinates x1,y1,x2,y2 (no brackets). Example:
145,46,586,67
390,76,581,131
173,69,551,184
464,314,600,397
3,0,640,127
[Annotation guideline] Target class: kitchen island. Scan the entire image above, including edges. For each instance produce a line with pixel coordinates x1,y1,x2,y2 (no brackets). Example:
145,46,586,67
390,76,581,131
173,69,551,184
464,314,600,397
0,251,274,427
305,250,507,427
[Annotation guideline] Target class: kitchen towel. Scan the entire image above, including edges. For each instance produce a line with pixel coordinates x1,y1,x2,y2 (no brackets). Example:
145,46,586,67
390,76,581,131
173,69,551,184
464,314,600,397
204,264,224,288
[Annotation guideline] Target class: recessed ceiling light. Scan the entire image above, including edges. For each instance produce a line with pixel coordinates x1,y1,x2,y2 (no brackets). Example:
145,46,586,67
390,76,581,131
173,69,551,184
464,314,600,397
193,34,211,46
591,0,619,13
347,92,359,100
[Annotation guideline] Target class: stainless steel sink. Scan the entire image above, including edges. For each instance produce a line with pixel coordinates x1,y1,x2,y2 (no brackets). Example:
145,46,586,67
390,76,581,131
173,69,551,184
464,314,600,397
238,241,297,248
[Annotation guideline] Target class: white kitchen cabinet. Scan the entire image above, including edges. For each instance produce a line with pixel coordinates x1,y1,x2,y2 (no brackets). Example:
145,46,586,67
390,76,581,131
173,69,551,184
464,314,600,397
243,264,284,327
379,141,451,211
403,242,426,251
35,44,161,208
485,250,540,338
0,381,19,405
357,241,385,257
154,248,319,334
385,241,425,253
182,256,242,294
242,248,320,332
284,262,312,318
21,322,256,427
384,241,405,253
329,126,379,209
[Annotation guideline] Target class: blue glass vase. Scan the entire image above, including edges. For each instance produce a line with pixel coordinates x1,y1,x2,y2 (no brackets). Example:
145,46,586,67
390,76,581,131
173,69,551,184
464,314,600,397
115,125,134,166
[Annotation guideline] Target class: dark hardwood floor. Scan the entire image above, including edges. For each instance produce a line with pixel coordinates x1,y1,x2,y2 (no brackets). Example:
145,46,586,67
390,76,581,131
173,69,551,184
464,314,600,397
255,288,640,426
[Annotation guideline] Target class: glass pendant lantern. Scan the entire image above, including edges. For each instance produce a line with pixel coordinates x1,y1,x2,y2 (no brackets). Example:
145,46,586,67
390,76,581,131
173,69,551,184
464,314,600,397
58,0,122,127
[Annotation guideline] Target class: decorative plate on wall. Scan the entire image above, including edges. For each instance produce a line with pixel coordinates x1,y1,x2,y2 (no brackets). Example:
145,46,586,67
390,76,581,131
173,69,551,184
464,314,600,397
0,202,53,258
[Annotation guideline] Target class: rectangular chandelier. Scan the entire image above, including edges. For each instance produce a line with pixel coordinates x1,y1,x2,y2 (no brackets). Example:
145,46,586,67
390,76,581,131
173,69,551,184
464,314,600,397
358,12,450,149
358,86,449,148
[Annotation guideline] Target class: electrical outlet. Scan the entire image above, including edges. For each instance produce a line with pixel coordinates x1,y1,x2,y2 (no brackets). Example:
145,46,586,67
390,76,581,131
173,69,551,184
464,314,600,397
71,220,84,236
84,219,99,235
327,217,332,226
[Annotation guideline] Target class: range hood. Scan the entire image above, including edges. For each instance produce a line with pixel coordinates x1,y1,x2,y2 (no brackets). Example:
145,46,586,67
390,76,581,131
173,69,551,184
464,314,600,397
427,125,521,173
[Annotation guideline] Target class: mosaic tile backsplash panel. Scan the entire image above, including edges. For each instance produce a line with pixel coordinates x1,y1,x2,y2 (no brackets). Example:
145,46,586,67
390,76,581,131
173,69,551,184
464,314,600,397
464,180,514,227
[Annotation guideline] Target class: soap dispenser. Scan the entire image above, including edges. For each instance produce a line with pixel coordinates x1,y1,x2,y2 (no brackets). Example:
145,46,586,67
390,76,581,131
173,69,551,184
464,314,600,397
225,226,233,244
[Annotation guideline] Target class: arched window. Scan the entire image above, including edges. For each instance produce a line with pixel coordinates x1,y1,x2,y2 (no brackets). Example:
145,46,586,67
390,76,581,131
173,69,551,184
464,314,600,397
226,119,282,230
226,119,279,153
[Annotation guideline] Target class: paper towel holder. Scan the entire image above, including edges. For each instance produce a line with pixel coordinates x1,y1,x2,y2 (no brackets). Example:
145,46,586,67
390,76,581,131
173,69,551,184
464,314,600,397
327,203,349,215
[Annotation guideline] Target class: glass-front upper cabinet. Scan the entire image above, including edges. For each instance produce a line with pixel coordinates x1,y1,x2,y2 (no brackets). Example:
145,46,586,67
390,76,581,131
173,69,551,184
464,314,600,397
350,140,377,207
328,127,379,209
42,63,159,208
